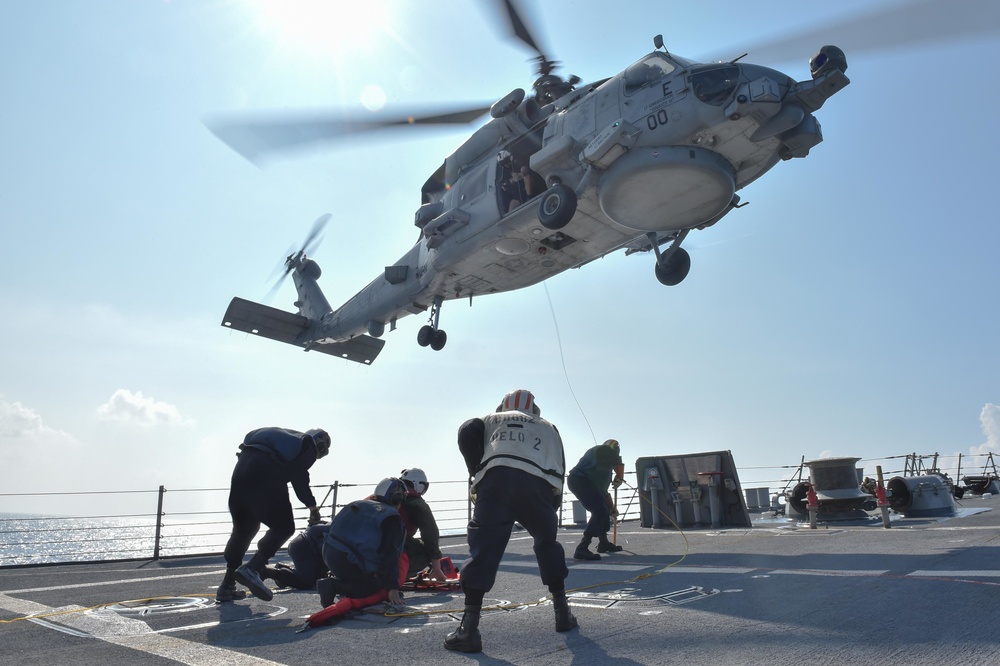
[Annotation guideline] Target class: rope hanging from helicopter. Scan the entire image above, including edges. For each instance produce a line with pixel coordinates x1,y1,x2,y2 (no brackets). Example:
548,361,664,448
542,281,598,449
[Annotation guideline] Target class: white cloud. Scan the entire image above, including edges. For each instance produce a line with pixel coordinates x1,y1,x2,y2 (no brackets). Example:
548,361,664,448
96,389,194,428
0,400,79,478
0,399,76,442
970,403,1000,456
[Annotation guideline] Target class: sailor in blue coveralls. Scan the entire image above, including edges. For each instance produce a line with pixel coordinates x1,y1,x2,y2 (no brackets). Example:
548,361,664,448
216,427,330,602
318,477,408,609
446,389,578,653
262,522,331,590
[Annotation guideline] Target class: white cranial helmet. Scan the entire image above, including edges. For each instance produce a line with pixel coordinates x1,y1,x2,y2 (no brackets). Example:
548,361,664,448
400,468,429,495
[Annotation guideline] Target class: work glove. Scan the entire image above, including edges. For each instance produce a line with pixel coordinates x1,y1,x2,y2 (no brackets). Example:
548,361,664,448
612,476,624,490
308,507,322,525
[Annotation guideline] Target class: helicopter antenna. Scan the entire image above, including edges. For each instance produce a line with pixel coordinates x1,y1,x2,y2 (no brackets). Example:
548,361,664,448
653,34,671,57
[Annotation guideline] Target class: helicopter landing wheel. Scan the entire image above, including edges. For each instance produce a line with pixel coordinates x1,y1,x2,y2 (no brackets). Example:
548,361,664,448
417,325,435,347
654,247,691,286
538,183,577,230
430,329,447,351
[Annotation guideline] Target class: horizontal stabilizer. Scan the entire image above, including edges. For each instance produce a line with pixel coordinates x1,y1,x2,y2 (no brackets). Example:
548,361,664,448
223,297,308,344
221,297,385,365
304,335,385,365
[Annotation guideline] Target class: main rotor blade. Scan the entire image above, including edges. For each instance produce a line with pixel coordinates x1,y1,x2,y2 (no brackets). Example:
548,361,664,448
710,0,1000,66
205,106,490,164
497,0,545,60
493,0,560,75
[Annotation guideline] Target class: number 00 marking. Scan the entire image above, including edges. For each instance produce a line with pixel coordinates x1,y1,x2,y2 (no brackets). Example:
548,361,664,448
647,109,669,130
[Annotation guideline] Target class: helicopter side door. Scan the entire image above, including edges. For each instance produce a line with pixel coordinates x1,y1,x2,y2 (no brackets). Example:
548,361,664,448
495,150,544,216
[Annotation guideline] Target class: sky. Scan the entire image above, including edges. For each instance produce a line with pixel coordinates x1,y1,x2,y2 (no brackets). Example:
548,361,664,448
1,0,998,516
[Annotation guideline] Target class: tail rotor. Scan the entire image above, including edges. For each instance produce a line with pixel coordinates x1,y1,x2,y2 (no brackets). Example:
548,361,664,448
265,213,331,301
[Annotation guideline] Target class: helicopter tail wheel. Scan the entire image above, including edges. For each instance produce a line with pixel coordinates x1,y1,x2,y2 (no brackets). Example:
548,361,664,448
538,183,577,230
430,329,447,351
654,247,691,286
417,325,435,347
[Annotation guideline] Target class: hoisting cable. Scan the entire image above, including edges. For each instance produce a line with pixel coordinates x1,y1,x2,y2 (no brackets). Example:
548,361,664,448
543,282,597,447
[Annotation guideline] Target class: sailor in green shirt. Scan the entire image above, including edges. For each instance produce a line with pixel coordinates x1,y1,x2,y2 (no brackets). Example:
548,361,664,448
567,439,625,560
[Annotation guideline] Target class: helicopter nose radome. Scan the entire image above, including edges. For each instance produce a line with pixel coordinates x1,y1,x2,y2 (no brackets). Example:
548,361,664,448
596,146,735,233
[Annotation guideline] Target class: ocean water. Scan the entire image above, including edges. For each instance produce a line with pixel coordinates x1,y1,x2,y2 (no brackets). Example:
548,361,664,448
0,513,235,567
0,482,640,567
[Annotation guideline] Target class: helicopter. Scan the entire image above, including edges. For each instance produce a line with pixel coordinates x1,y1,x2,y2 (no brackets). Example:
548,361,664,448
217,0,853,365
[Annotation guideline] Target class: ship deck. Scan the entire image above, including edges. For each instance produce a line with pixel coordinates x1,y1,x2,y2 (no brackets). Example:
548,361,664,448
3,496,1000,665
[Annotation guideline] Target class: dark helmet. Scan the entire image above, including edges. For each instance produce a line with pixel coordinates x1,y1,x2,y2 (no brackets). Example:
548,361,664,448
603,438,620,452
400,468,429,495
373,477,407,506
306,429,330,459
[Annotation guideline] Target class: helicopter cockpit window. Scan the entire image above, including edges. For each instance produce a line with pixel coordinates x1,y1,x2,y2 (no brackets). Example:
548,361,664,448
624,54,676,95
690,65,740,106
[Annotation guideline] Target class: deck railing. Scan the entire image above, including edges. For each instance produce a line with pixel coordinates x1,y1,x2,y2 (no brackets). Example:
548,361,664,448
0,477,643,567
1,451,988,567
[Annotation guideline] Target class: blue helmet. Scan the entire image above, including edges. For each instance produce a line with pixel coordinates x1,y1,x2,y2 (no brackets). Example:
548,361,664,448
306,429,330,459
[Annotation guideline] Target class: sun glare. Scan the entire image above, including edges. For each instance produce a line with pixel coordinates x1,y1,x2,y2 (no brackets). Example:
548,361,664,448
360,84,387,111
249,0,393,60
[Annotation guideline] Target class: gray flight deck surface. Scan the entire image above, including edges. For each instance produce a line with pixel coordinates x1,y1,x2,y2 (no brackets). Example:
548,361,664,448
3,498,1000,665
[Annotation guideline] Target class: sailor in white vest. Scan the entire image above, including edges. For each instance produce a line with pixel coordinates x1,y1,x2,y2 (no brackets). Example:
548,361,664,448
445,389,578,654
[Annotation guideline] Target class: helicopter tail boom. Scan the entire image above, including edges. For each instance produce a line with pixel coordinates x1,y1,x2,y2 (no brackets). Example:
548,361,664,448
222,297,384,365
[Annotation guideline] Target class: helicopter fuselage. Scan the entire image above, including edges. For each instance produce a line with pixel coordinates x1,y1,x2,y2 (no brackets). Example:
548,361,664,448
224,46,848,363
310,49,848,347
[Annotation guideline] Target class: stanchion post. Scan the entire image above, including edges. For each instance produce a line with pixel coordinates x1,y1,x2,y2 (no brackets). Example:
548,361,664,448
153,485,165,560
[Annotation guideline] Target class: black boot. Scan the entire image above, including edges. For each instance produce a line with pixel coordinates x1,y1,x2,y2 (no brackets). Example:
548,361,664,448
216,568,248,603
444,606,483,653
552,591,578,632
317,577,344,608
262,566,297,589
235,563,272,601
573,536,600,561
597,539,623,553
